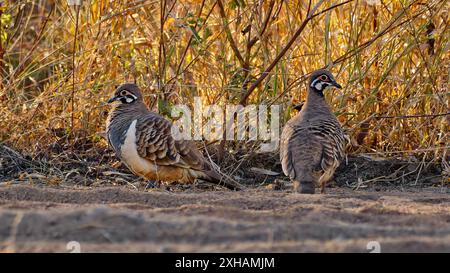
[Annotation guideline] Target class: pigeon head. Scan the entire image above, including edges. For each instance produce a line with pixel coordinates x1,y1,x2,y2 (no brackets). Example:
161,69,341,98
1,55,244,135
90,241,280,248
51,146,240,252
107,83,143,104
308,69,342,96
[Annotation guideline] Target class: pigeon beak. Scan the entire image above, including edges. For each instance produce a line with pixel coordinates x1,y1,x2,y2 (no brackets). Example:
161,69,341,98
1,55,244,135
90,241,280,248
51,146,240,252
333,82,342,89
107,96,118,104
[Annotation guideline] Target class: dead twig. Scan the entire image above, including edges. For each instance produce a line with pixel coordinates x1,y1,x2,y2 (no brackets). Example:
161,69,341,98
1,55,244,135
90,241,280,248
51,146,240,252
375,112,450,119
239,0,353,105
217,0,245,67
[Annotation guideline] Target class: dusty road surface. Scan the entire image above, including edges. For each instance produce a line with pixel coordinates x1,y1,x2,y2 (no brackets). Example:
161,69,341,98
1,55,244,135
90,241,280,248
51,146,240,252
0,184,449,252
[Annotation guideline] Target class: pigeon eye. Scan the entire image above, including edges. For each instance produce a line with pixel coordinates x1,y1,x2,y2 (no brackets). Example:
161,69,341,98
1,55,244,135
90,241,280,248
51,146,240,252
320,75,328,81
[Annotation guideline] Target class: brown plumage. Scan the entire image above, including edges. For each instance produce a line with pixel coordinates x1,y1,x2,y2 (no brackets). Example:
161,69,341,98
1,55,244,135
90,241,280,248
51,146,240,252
280,69,347,194
106,83,241,190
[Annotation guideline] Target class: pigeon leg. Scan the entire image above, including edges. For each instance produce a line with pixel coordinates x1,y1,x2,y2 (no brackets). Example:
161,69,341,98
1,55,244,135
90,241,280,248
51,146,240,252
320,182,326,194
145,180,160,189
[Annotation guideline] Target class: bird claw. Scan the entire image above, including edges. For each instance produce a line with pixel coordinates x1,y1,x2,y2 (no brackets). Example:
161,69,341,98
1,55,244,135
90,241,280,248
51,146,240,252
145,180,160,190
294,181,315,194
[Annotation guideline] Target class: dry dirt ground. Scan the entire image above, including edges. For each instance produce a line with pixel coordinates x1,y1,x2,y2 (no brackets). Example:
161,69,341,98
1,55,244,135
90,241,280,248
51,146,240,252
0,145,449,252
0,185,449,253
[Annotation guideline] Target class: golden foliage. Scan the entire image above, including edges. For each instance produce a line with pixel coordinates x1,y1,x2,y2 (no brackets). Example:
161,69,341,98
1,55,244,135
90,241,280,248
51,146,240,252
0,0,448,161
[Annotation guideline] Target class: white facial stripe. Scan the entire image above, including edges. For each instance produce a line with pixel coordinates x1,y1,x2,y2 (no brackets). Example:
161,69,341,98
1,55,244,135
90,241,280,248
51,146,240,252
311,78,332,91
310,78,320,88
123,93,137,103
315,82,322,90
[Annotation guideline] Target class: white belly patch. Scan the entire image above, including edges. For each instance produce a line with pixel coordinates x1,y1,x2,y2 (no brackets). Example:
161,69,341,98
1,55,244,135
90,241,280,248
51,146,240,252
121,120,156,175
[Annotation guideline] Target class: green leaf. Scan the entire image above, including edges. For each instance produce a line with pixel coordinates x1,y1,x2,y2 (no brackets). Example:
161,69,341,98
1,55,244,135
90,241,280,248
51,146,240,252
1,13,11,25
188,25,201,42
202,27,211,40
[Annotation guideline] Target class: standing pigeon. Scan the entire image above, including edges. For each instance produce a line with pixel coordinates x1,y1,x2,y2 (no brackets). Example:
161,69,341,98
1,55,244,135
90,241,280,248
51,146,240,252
280,69,346,194
106,83,241,190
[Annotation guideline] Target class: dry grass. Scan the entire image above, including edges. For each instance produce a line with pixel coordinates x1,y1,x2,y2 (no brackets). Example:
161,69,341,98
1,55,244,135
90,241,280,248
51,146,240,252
0,0,448,167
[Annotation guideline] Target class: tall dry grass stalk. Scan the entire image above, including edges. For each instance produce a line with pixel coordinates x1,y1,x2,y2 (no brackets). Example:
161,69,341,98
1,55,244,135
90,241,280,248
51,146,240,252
0,0,448,163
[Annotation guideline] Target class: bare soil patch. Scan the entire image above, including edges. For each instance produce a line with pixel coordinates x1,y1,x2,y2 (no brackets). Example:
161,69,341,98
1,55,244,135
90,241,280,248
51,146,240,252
0,185,449,252
0,145,449,252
